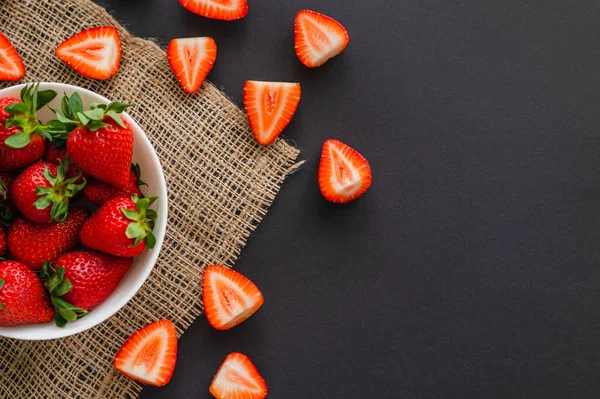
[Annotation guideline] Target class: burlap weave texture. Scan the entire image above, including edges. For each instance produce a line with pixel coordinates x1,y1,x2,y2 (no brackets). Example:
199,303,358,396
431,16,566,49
0,1,300,398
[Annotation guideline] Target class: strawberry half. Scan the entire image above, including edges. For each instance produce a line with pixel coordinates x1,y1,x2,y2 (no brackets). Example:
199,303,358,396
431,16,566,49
114,320,178,387
0,32,25,81
318,139,372,203
210,353,267,399
179,0,248,21
168,37,217,94
55,26,122,80
294,10,350,68
202,265,264,330
243,81,301,146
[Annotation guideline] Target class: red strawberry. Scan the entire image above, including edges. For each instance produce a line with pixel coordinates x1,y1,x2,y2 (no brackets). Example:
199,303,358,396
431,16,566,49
83,164,144,206
53,93,133,189
80,195,158,257
210,353,267,399
0,97,20,123
168,37,217,94
8,208,88,270
0,260,54,326
243,81,301,146
55,26,122,80
202,264,264,330
0,228,5,257
114,320,178,386
41,250,132,326
10,160,86,223
318,139,372,203
43,141,86,184
294,10,350,68
179,0,248,20
0,84,60,172
0,32,25,81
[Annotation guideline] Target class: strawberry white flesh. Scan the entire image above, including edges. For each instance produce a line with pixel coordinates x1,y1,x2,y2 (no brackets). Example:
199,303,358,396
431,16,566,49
203,265,264,330
179,0,248,21
55,26,121,80
0,32,25,81
114,320,178,387
294,10,349,68
318,139,372,203
168,37,217,94
244,81,301,146
210,353,267,399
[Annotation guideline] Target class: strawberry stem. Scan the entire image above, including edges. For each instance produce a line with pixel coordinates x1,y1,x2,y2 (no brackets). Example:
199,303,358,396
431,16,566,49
40,262,88,327
3,83,66,148
34,159,86,223
122,194,158,249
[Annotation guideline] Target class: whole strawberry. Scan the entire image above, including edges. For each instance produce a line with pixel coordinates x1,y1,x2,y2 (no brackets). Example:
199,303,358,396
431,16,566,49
10,159,86,223
8,208,88,270
43,141,86,184
0,260,54,326
84,163,145,206
52,93,133,188
80,195,158,257
0,84,62,172
41,251,133,326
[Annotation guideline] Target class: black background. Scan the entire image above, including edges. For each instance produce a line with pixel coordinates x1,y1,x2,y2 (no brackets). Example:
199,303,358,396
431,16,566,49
95,0,600,397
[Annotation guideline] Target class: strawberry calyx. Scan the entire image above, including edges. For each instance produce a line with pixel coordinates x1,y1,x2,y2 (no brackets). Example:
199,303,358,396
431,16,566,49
35,159,87,223
50,92,132,136
131,163,147,188
40,261,88,327
3,83,66,148
121,194,158,249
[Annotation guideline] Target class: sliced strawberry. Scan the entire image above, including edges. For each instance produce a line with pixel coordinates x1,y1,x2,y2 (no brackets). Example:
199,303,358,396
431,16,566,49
114,320,178,387
55,26,122,80
168,37,217,94
210,353,267,399
318,139,372,203
0,32,25,81
243,81,301,146
294,10,349,68
202,265,264,330
179,0,248,20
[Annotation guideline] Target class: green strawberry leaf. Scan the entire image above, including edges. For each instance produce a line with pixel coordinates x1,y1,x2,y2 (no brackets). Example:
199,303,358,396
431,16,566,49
4,102,29,115
5,131,31,149
35,90,57,111
68,92,83,115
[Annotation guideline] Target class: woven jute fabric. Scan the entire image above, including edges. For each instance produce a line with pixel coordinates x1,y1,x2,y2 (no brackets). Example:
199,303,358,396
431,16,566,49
0,0,300,398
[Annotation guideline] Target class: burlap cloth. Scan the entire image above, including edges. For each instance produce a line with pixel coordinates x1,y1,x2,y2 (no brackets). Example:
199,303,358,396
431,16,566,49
0,1,300,398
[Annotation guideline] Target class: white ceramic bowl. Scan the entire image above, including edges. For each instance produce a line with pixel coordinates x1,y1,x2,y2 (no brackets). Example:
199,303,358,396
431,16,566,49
0,83,168,340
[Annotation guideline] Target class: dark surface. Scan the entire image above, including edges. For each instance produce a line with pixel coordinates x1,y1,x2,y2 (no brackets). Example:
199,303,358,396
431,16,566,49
94,0,600,397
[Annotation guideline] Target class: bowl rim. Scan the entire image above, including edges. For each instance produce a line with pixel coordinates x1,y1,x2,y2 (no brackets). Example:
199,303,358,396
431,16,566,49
0,82,168,340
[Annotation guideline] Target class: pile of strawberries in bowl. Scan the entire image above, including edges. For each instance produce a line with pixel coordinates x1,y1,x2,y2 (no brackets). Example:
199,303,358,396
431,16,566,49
0,82,167,340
